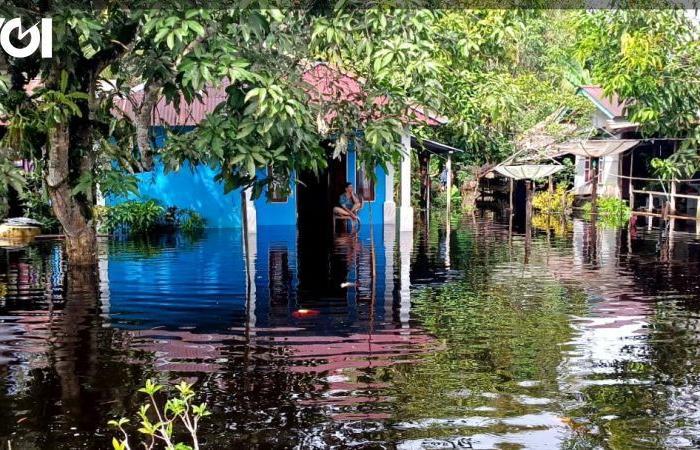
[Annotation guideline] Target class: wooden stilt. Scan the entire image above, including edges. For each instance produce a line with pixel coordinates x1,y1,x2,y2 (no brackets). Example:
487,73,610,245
445,152,452,218
590,157,599,221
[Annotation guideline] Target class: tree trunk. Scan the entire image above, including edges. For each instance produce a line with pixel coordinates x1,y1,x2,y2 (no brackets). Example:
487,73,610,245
46,123,97,267
133,81,162,171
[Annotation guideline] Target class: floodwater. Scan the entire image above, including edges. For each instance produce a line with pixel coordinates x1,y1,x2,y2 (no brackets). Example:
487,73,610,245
1,212,700,449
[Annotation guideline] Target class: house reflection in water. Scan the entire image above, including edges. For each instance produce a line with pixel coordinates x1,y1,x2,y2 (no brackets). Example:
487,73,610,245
99,224,437,419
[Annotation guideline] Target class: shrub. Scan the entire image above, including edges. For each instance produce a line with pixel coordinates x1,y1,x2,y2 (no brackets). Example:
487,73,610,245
582,196,632,228
532,185,574,215
98,201,207,236
109,379,210,450
103,200,166,235
18,169,60,232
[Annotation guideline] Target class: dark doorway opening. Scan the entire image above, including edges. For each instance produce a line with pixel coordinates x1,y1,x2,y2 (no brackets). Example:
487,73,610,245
296,143,349,303
297,144,347,233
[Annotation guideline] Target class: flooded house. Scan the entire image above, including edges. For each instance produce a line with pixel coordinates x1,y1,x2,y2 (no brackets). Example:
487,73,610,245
112,63,445,234
566,85,699,218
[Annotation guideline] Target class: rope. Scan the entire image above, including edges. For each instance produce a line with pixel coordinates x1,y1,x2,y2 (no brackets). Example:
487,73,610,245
608,173,700,183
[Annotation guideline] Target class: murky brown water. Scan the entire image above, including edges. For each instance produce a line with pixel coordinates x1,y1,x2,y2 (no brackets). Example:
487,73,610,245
1,212,700,449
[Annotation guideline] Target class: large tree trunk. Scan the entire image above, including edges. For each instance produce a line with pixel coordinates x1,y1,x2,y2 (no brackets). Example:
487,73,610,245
46,123,97,266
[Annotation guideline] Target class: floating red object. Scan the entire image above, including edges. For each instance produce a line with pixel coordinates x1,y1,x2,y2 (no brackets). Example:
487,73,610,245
292,309,320,319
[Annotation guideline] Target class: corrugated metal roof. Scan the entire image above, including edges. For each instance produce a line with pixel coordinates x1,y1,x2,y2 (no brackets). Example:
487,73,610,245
114,84,229,126
113,63,445,127
578,85,627,118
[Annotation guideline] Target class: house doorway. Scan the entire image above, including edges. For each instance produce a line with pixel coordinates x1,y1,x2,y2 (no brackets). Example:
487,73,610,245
296,144,348,302
296,145,347,233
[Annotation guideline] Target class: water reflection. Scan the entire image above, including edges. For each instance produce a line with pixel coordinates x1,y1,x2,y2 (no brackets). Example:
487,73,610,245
0,215,700,448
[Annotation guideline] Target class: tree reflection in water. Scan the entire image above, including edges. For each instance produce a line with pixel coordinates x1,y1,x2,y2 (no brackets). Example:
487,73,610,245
0,218,700,448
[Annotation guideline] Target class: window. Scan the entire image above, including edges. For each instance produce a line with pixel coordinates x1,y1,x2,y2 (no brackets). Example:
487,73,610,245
356,164,375,201
584,158,591,182
267,166,288,202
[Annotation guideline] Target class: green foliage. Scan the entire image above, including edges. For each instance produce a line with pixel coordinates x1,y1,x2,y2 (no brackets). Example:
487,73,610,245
0,160,25,220
98,200,207,236
109,379,210,450
101,200,166,235
73,170,139,200
431,185,460,209
532,185,574,215
573,9,700,144
582,196,632,228
650,149,700,181
17,168,60,232
0,160,25,197
177,209,206,235
553,158,576,188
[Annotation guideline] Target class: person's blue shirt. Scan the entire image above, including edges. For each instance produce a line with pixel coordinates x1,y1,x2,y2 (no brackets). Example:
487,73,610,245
339,193,354,209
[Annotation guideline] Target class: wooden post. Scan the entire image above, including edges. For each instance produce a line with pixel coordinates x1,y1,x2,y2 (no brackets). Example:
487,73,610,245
509,177,514,212
524,180,533,264
445,151,452,217
548,175,554,193
670,179,677,214
590,157,599,220
418,150,430,212
629,151,635,210
647,192,654,214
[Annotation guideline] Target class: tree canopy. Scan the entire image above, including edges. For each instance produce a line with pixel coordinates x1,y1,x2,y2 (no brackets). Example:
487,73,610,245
0,3,697,264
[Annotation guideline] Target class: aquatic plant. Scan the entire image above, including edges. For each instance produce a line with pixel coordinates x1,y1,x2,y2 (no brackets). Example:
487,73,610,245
532,185,574,215
109,379,211,450
582,196,632,228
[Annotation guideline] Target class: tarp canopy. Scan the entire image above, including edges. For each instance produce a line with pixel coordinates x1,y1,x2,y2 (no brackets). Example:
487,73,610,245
411,137,463,154
494,164,564,180
553,139,640,158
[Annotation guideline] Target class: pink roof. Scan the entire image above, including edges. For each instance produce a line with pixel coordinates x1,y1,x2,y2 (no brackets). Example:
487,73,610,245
579,85,627,118
114,63,445,127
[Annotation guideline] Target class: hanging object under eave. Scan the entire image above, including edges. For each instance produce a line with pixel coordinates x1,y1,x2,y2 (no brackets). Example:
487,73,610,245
553,139,640,158
494,164,564,180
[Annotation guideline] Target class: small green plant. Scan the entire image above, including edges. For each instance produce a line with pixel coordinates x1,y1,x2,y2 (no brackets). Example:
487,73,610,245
532,185,574,215
109,379,211,450
582,196,632,228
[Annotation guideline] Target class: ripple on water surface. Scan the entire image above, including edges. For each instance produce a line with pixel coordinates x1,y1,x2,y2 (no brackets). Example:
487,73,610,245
0,219,700,448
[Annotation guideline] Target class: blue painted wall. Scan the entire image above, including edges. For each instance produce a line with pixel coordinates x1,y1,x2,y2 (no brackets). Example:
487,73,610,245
111,127,388,228
254,170,298,226
109,127,243,228
111,160,243,229
345,147,387,225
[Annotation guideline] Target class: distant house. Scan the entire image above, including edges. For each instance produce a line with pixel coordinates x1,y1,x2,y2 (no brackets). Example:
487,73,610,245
569,85,699,218
112,63,445,232
571,85,640,199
